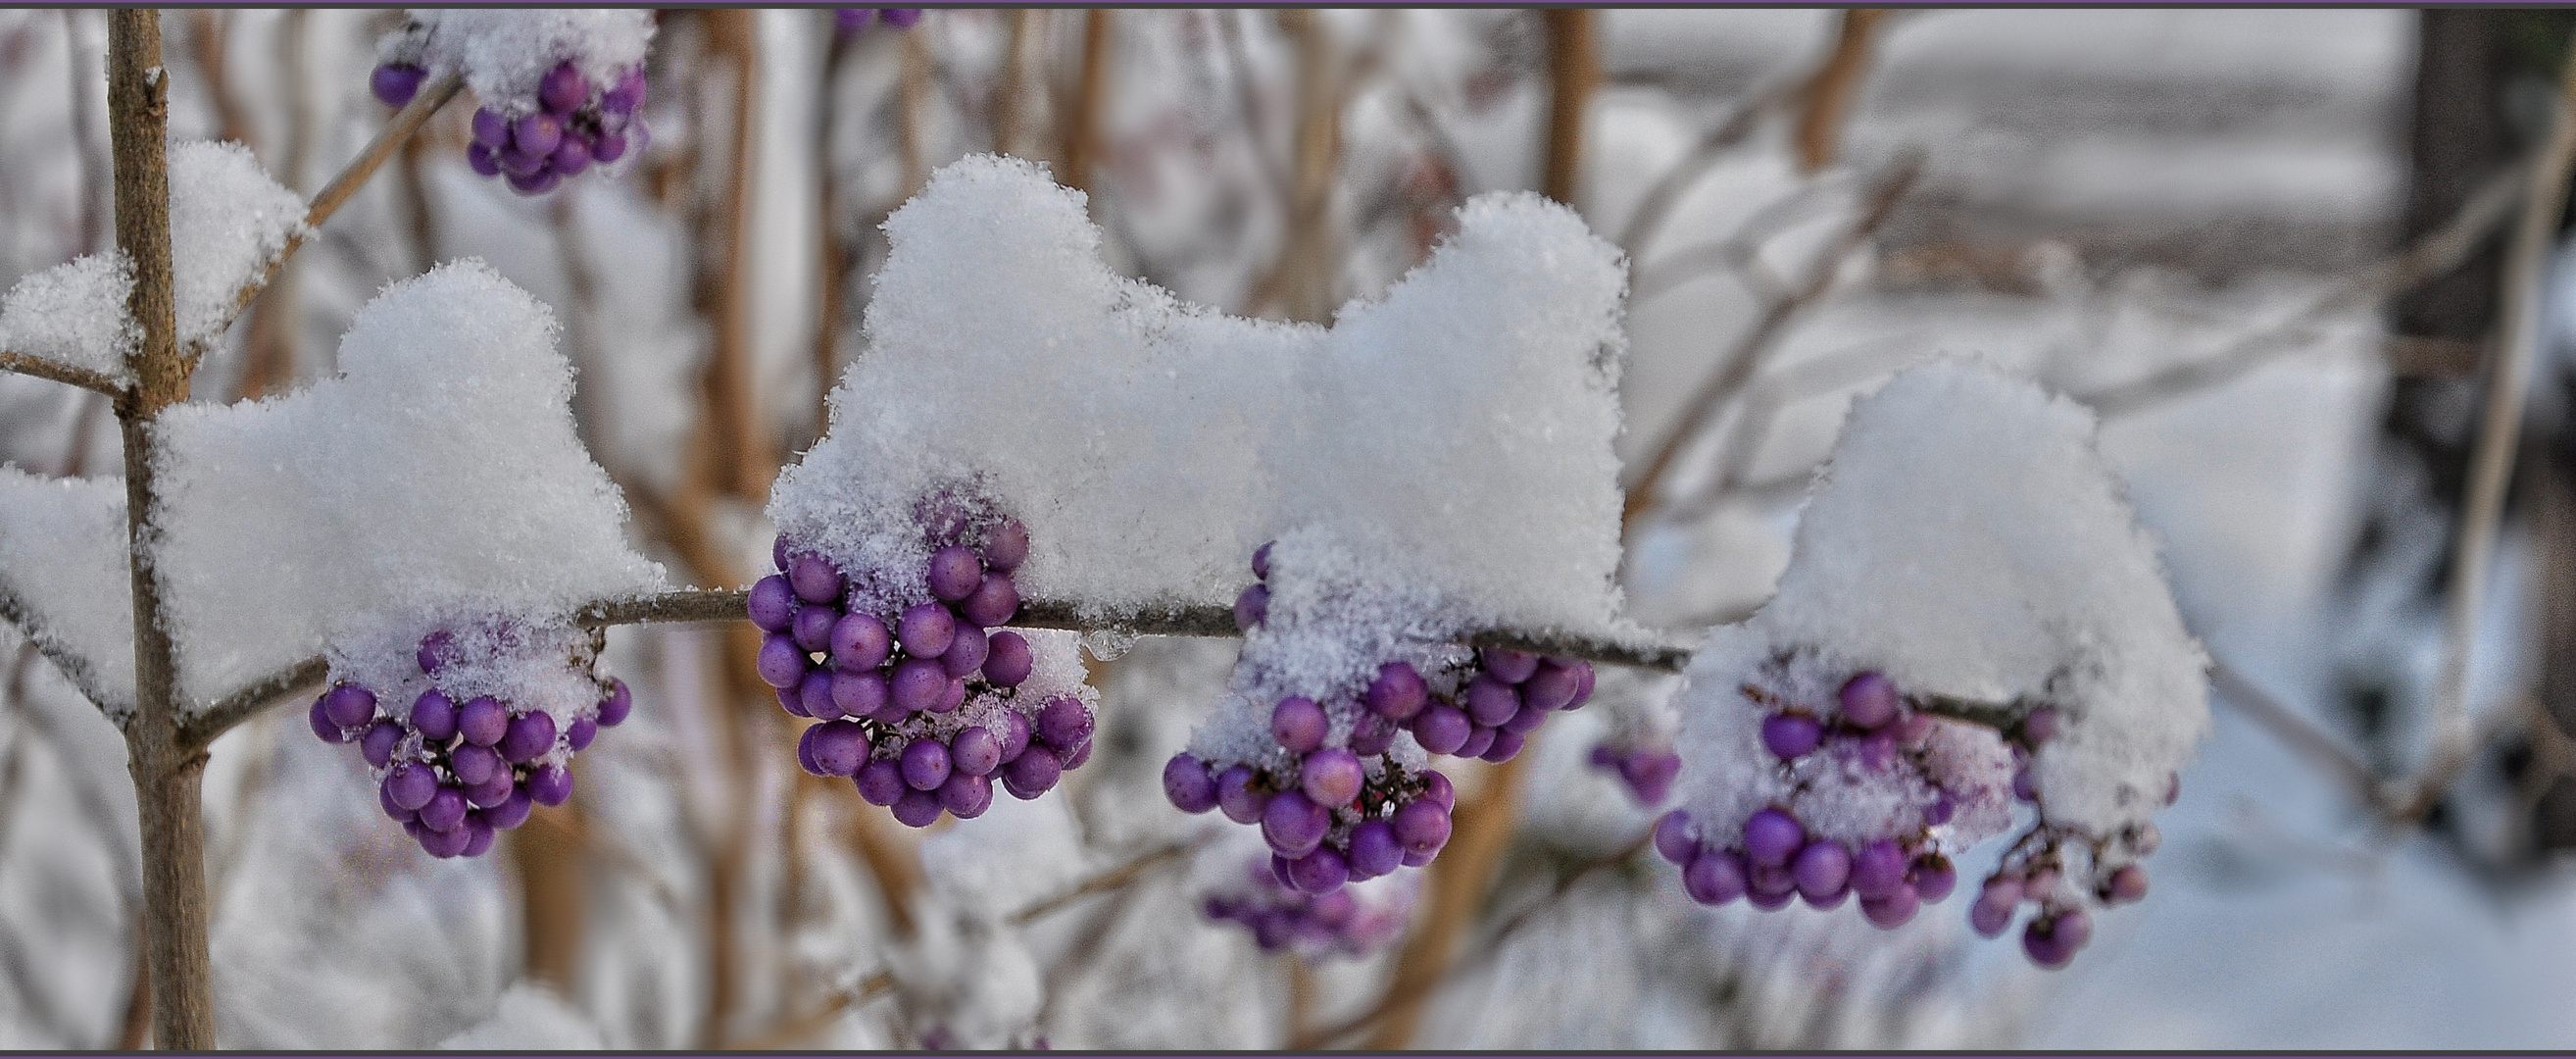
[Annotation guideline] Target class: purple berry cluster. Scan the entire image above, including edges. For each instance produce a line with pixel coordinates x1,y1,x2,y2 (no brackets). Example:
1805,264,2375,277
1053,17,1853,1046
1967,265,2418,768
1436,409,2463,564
1961,708,2171,968
835,8,923,36
1660,672,1964,927
1202,855,1417,957
1164,543,1597,895
755,516,1089,827
371,58,646,196
308,627,629,859
1589,738,1681,806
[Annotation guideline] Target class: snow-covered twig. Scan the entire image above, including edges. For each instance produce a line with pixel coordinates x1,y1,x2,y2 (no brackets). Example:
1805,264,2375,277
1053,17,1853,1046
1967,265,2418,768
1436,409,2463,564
188,71,464,368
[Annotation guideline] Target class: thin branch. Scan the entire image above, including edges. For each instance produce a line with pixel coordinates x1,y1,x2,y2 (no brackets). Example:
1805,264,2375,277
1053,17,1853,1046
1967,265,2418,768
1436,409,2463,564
1007,839,1193,926
1792,10,1888,174
189,72,463,367
2207,659,2382,812
1619,153,1922,529
173,655,325,756
0,351,126,400
1610,58,1811,255
719,969,896,1050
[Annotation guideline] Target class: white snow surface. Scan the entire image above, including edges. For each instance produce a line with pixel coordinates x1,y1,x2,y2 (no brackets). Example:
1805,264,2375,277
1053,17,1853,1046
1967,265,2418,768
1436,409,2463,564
170,139,307,350
1676,362,2208,840
0,469,135,718
0,251,136,380
771,155,1631,638
383,10,655,118
920,791,1093,916
150,260,664,712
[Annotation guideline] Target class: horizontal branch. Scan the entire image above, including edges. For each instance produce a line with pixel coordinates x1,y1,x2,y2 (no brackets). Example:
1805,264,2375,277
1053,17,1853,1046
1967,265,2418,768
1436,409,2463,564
175,654,327,755
188,73,464,365
0,349,127,400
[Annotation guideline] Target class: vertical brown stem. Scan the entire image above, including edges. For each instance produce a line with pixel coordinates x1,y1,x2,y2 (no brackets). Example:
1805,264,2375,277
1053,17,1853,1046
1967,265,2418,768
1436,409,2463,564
1793,10,1888,175
897,28,932,196
1276,9,1339,323
512,803,591,992
702,10,774,501
238,11,311,400
1062,9,1112,193
1540,8,1596,205
992,10,1040,158
108,10,214,1050
813,26,854,444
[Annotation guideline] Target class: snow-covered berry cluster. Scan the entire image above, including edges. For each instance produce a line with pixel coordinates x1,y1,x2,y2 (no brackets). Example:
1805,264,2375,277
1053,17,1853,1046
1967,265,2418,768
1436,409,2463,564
836,8,923,36
1165,542,1595,895
1201,853,1420,957
756,503,1096,827
371,11,653,196
309,618,629,859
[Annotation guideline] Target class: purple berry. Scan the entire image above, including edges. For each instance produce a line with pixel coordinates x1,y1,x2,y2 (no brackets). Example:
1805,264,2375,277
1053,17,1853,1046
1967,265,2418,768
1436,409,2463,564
309,699,349,743
1233,584,1269,630
1250,540,1274,580
500,711,558,763
1748,862,1797,899
1839,671,1900,730
1565,662,1596,709
1480,729,1525,763
457,696,509,746
1420,769,1455,809
371,63,425,108
831,670,889,719
1391,798,1451,856
793,605,839,654
891,788,943,827
1215,765,1266,824
591,130,628,165
1851,839,1907,899
411,691,458,743
1742,808,1805,866
385,764,438,812
528,763,573,806
471,108,510,148
1365,663,1428,720
323,684,378,729
486,789,534,831
461,814,497,858
1619,749,1679,804
467,770,516,809
776,687,810,719
1412,704,1471,756
982,630,1033,687
1300,748,1364,808
940,771,994,819
948,727,1001,777
789,554,842,604
881,8,922,30
1268,696,1326,754
897,603,956,658
498,145,548,178
1793,841,1853,905
1653,811,1698,864
2104,864,2149,904
856,759,905,805
811,722,868,777
1287,847,1348,894
890,658,946,713
2012,768,2038,803
599,679,632,727
1001,744,1061,795
1521,661,1582,711
1912,855,1957,903
1036,695,1092,748
2022,910,2087,967
381,782,418,824
982,522,1029,573
758,633,809,689
419,821,472,859
1860,883,1921,930
796,728,823,775
539,61,587,115
1462,676,1519,728
1456,726,1496,761
1061,737,1093,771
567,714,599,753
1684,848,1749,905
749,575,797,631
1164,754,1218,813
1350,714,1398,756
513,113,564,157
941,626,989,679
451,742,504,787
901,737,952,791
993,710,1032,762
962,574,1018,628
1502,700,1550,736
1479,648,1539,684
360,722,403,768
548,137,592,180
467,142,502,176
1261,790,1329,856
827,613,890,672
1761,712,1822,760
420,786,469,832
2022,706,2062,746
1348,820,1402,878
928,545,983,602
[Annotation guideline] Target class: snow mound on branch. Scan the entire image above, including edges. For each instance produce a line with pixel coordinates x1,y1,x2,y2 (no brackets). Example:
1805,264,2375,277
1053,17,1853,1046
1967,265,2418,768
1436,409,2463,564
1677,361,2207,838
151,259,664,713
0,470,136,718
773,154,1629,638
0,252,136,380
171,139,308,350
384,10,655,117
0,140,301,380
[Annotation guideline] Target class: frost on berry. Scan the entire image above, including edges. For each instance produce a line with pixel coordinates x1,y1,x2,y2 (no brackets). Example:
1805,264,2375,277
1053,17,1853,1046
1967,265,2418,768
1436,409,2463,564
311,611,633,858
1664,363,2208,968
373,11,655,195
